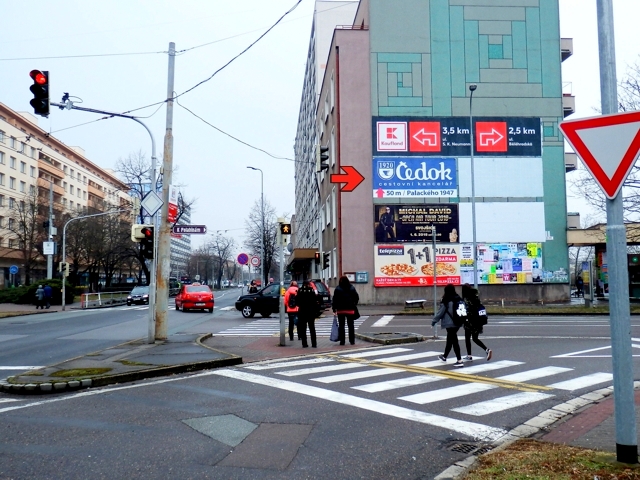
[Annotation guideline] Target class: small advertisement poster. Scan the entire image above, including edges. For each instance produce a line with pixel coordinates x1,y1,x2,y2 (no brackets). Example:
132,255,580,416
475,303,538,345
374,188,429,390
372,157,457,198
374,204,459,243
374,243,461,287
459,243,543,285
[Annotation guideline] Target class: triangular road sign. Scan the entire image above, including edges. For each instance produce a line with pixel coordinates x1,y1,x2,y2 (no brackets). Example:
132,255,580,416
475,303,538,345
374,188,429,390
559,111,640,199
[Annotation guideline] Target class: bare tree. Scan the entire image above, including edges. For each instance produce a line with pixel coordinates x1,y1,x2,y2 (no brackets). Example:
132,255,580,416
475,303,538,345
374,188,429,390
569,55,640,239
244,199,279,285
208,233,237,288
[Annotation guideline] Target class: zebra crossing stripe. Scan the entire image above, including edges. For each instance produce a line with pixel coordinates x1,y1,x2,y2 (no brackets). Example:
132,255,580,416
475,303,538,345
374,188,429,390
371,315,394,327
497,367,573,383
547,372,613,391
277,363,364,377
452,392,555,416
368,351,442,363
212,369,508,441
245,358,333,370
312,367,403,384
339,347,413,358
216,317,367,336
353,374,442,393
400,383,496,404
0,398,20,403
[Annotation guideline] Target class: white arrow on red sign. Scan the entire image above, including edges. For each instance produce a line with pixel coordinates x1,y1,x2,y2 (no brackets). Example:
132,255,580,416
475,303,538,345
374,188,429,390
412,128,438,146
559,111,640,199
479,128,504,147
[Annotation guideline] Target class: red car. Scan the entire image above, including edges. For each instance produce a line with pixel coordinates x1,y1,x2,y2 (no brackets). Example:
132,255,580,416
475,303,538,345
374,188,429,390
175,283,214,313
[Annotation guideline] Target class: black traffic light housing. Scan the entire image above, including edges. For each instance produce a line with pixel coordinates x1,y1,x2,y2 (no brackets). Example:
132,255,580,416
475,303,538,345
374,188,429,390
140,226,154,259
280,223,291,235
314,252,320,265
29,70,50,117
323,253,330,270
316,144,329,172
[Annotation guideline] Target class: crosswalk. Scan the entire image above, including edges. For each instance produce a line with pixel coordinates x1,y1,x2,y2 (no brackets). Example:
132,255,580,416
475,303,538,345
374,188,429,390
215,316,369,336
213,345,613,441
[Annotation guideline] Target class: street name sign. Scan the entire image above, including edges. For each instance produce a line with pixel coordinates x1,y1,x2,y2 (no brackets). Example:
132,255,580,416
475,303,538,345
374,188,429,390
559,111,640,199
171,225,207,234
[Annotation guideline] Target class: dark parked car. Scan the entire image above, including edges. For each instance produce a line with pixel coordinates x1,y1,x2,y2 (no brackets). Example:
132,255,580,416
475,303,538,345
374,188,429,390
235,281,332,319
127,286,149,306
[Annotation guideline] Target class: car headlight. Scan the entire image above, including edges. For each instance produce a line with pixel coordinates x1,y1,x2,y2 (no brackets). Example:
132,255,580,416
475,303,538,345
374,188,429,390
143,295,149,298
127,296,132,300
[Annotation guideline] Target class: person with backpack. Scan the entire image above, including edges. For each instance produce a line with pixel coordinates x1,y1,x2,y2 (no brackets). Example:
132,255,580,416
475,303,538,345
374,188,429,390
35,285,45,310
284,281,299,341
431,284,465,368
332,276,360,345
461,284,492,361
296,280,318,348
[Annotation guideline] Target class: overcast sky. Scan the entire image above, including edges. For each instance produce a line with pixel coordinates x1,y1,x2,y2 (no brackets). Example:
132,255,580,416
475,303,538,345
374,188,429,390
1,0,638,252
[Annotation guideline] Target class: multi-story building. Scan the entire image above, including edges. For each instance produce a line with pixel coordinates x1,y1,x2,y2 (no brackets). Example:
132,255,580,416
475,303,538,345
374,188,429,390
0,102,131,286
292,0,574,303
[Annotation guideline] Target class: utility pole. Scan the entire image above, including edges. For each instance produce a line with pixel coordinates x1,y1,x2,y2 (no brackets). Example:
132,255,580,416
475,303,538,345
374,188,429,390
278,218,286,346
155,41,176,341
46,181,54,279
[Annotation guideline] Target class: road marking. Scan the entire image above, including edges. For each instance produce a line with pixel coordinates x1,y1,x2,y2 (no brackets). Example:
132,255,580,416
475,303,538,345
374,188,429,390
452,392,555,416
216,317,368,336
245,358,333,370
0,366,44,370
547,372,613,391
219,306,235,311
312,367,403,383
212,369,508,441
400,383,495,404
353,374,442,393
277,363,364,377
340,347,413,358
496,366,573,383
371,315,394,327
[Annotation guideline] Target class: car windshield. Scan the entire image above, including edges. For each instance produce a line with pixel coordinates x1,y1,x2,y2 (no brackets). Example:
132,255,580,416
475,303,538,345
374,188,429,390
131,286,149,295
187,286,210,293
313,282,328,294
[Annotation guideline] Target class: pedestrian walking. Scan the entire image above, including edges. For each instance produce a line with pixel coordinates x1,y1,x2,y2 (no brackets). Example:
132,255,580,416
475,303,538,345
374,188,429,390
284,281,299,341
332,276,360,346
43,284,53,309
461,284,492,361
296,280,318,348
35,285,45,310
431,284,464,368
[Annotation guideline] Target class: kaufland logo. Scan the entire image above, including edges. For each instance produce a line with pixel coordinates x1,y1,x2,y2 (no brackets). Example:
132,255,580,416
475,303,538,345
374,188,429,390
377,122,407,151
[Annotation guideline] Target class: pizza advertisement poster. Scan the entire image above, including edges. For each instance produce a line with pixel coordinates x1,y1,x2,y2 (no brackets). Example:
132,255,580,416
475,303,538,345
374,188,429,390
374,243,461,287
459,243,543,285
374,204,459,243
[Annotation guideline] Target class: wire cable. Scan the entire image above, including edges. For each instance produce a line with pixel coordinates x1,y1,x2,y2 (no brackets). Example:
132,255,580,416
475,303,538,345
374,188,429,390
0,51,164,61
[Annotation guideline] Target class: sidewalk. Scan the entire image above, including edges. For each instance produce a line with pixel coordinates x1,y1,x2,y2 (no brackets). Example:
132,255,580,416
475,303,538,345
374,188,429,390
0,302,636,476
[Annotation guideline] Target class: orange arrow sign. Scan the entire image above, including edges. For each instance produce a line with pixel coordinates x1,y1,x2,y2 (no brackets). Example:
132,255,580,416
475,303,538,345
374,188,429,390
330,166,364,192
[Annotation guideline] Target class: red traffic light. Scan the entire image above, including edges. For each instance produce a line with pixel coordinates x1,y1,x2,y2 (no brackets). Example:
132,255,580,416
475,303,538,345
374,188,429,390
141,227,153,238
30,70,47,85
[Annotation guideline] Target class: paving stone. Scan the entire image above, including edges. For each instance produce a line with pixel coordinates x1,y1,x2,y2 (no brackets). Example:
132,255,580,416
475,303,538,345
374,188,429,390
538,408,567,420
434,464,465,479
53,382,67,391
67,380,80,388
81,379,92,387
39,383,52,391
580,392,604,402
525,416,558,429
24,384,37,391
509,424,539,438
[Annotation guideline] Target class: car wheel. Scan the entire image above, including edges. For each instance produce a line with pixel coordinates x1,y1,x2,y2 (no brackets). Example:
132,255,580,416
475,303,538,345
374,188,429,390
208,308,213,313
175,303,179,311
241,304,255,318
127,302,131,306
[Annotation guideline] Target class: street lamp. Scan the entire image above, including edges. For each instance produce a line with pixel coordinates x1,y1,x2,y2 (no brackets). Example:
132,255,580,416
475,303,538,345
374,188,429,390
469,84,478,289
247,166,264,285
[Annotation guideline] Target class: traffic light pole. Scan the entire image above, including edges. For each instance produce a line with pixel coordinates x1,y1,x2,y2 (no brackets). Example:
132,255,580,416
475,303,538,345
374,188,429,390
61,209,128,311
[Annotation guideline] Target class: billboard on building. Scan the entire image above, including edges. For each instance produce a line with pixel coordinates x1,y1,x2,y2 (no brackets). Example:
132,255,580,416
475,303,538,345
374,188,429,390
460,242,543,285
374,204,459,243
374,243,461,287
372,157,457,198
372,116,542,157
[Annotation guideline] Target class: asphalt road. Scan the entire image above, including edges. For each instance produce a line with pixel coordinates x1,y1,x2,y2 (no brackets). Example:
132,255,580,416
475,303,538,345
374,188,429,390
0,308,637,479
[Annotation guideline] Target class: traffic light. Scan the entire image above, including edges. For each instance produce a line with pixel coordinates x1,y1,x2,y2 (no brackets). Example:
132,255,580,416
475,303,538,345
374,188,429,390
140,226,154,259
29,70,50,117
280,223,291,235
323,253,330,270
131,224,153,243
58,262,69,277
316,144,329,172
314,252,320,265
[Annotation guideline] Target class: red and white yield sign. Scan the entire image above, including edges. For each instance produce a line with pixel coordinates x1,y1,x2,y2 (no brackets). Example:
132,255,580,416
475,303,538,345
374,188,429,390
560,111,640,199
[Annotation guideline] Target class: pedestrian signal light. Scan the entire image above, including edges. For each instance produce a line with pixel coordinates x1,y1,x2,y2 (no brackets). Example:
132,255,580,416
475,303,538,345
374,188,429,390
316,144,330,172
314,252,320,265
280,223,291,235
323,253,330,270
140,226,154,260
58,262,70,277
29,70,50,117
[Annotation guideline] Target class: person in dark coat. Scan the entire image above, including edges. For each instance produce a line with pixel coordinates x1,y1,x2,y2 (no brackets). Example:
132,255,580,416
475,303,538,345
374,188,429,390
332,276,359,345
296,280,318,348
35,285,45,309
461,284,492,362
43,284,53,309
431,284,464,367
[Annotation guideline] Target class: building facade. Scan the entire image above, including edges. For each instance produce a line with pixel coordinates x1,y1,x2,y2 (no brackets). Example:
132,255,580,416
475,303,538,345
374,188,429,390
0,102,131,285
293,0,573,303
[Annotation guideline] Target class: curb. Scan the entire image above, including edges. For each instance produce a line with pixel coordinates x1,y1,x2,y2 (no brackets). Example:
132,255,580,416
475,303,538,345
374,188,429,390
356,331,425,345
433,383,623,479
0,334,242,395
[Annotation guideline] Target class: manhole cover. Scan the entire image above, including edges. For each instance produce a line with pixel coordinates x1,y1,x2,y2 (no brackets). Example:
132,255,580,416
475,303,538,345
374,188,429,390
449,442,494,456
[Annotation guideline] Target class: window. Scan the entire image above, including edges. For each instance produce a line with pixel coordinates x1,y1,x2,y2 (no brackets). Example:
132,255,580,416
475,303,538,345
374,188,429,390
19,142,25,153
8,239,14,248
30,147,36,158
326,195,331,226
9,197,14,208
70,201,74,209
30,166,35,177
83,175,87,184
10,157,16,169
29,185,35,195
77,189,80,198
330,128,336,167
0,151,4,164
62,198,67,207
0,195,4,206
331,187,337,229
8,218,14,229
63,166,67,174
0,173,4,186
9,177,15,190
19,181,25,193
20,161,26,173
9,137,15,149
0,130,4,143
63,181,67,191
70,169,74,178
69,185,74,195
0,217,4,227
19,200,24,211
83,190,86,200
330,72,335,111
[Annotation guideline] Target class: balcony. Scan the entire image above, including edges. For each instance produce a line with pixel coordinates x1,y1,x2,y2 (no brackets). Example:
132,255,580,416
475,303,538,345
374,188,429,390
561,38,573,61
565,152,578,172
37,159,64,179
563,94,575,117
37,178,64,196
88,184,106,198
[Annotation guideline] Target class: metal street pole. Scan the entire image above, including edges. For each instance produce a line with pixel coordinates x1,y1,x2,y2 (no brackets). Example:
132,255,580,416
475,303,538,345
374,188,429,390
155,41,176,341
469,84,478,289
247,166,264,285
46,181,53,279
61,209,127,311
597,0,637,463
278,218,286,346
432,224,438,338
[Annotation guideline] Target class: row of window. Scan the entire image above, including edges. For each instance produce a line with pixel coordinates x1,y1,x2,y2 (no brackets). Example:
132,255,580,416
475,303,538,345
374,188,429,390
0,131,37,159
0,174,34,194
